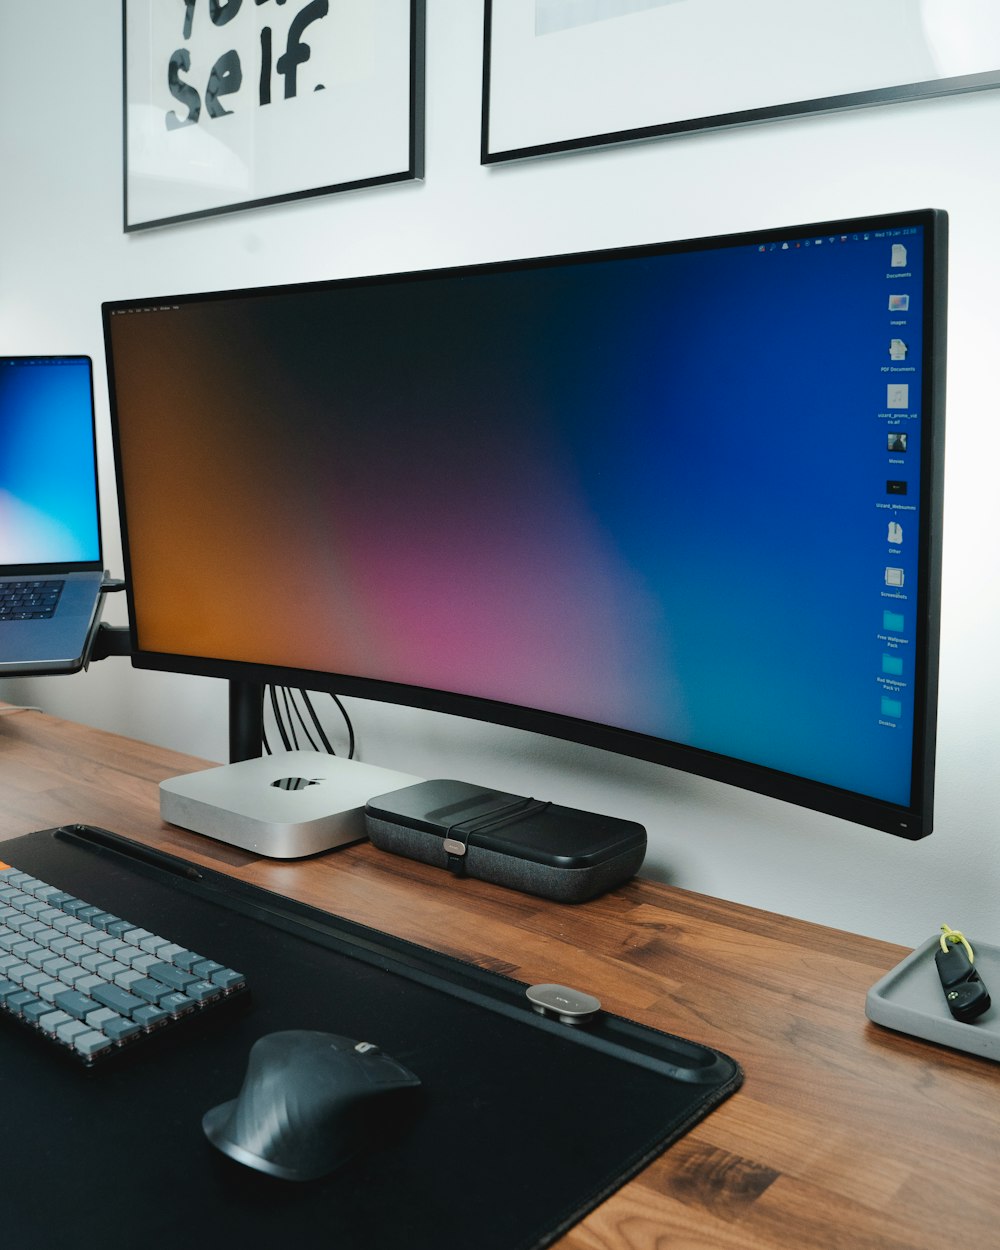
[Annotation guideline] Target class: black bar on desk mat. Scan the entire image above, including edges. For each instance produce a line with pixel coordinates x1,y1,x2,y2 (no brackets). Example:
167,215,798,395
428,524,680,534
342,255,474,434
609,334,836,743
0,827,742,1250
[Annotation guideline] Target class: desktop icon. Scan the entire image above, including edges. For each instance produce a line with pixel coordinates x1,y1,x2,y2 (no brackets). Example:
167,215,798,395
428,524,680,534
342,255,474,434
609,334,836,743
887,384,909,409
887,433,907,453
889,339,908,361
887,480,908,496
891,244,908,268
881,696,903,719
883,609,905,632
885,567,905,588
888,294,910,312
888,521,903,544
882,654,904,676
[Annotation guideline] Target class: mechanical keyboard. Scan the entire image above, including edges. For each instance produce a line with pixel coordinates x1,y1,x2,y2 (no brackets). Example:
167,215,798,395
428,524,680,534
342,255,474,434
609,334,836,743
0,857,247,1064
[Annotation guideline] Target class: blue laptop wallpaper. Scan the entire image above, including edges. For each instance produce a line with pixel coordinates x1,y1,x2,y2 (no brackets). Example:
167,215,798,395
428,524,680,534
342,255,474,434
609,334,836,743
0,356,101,568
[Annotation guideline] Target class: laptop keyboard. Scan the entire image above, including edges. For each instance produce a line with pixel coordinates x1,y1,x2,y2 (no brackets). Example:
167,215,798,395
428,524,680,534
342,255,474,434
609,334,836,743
0,859,248,1065
0,579,63,621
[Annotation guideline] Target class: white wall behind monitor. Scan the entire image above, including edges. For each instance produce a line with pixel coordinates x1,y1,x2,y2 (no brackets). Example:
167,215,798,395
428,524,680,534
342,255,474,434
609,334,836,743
1,2,997,947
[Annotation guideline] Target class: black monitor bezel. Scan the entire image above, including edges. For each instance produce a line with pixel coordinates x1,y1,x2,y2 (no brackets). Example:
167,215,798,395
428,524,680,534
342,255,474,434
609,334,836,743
103,208,947,839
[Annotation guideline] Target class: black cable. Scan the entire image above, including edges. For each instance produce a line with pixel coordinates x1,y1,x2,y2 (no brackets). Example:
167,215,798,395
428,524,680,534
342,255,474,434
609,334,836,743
332,694,356,760
263,684,355,760
301,691,336,754
261,684,272,755
281,687,298,750
269,685,292,752
287,688,320,753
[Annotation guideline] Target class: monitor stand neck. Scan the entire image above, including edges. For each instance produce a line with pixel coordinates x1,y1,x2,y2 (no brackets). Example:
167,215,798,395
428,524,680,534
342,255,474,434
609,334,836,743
229,680,264,762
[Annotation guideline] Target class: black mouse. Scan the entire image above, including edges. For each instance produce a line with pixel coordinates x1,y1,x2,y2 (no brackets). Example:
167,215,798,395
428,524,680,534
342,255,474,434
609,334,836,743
202,1030,421,1181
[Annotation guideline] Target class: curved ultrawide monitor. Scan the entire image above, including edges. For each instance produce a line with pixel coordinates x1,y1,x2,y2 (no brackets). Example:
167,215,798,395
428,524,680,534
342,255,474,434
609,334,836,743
104,208,946,838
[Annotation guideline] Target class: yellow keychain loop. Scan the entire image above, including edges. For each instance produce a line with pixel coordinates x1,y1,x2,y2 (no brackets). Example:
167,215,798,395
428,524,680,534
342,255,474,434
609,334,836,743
939,924,975,964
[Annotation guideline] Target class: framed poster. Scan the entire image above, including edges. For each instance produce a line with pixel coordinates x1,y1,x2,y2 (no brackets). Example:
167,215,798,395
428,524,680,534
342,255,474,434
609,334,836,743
483,0,1000,163
124,0,424,231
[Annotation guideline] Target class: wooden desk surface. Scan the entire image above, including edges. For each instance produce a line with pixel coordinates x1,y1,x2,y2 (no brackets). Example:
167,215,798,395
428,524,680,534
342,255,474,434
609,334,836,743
0,707,996,1249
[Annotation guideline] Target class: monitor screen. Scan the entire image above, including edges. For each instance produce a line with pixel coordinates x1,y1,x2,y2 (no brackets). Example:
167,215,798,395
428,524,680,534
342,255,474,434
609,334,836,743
0,356,102,569
103,208,946,838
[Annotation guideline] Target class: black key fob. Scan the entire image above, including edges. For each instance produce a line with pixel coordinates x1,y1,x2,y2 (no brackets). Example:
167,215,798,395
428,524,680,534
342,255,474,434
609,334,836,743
935,943,991,1023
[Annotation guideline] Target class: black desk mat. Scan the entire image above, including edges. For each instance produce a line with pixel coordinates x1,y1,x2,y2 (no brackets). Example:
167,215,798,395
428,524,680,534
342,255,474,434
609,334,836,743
1,826,742,1249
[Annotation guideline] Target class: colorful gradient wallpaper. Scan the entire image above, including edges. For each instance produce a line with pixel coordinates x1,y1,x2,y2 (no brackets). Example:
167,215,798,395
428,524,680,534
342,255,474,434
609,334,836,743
0,357,100,566
107,223,927,806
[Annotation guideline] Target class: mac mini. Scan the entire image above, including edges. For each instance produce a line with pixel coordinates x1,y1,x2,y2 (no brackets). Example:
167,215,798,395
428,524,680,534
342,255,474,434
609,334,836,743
160,751,424,858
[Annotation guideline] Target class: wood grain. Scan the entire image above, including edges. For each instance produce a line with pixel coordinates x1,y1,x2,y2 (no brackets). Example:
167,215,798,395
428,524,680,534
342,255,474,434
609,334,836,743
1,705,996,1249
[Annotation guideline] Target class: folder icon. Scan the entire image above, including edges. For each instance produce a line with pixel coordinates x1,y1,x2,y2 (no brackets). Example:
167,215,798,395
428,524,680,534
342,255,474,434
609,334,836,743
882,654,904,676
883,610,904,633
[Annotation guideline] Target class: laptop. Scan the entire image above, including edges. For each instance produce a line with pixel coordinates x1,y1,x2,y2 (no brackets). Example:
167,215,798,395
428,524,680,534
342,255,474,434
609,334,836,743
0,355,107,675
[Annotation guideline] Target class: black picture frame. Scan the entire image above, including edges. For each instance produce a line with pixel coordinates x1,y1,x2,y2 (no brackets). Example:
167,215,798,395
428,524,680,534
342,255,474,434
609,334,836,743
123,0,425,232
482,0,1000,164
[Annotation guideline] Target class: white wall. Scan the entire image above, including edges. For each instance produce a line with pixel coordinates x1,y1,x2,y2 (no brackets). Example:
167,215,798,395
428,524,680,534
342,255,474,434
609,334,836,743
2,2,998,947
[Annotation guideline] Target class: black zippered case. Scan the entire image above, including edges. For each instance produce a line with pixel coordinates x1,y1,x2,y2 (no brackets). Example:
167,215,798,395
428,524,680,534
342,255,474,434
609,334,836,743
364,779,646,903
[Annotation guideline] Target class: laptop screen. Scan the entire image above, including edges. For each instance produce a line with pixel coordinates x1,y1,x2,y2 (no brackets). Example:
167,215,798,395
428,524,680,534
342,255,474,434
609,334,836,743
0,356,101,569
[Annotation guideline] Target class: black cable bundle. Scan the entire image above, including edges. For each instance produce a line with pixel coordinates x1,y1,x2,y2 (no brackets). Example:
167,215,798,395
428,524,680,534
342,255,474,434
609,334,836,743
262,687,355,760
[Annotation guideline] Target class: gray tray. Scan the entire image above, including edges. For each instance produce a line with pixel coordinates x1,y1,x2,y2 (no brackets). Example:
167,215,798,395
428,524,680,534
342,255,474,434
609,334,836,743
866,935,999,1061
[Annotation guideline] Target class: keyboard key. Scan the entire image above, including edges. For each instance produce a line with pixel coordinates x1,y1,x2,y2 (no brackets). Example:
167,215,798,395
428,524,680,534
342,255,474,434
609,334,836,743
59,966,96,988
12,941,44,961
38,979,67,1004
54,989,99,1020
132,1004,170,1029
40,956,73,978
130,977,173,1005
38,1009,74,1035
89,912,120,932
146,962,197,991
74,975,106,997
90,983,145,1017
23,997,52,1023
95,960,130,982
185,980,222,1003
0,979,22,1003
102,1015,143,1042
126,951,159,973
192,959,224,979
156,943,186,962
57,1019,90,1045
158,992,196,1016
210,967,246,991
74,1030,115,1058
172,951,204,972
